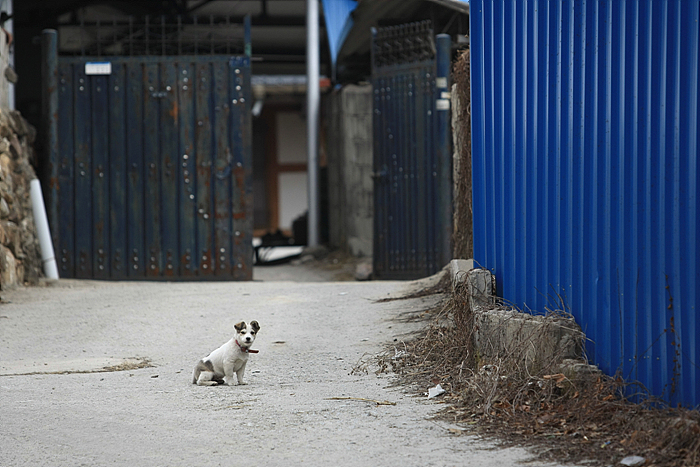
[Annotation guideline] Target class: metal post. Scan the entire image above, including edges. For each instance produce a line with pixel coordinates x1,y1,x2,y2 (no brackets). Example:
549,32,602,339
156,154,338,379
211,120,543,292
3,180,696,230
306,0,320,246
41,29,59,262
435,34,453,265
244,14,251,57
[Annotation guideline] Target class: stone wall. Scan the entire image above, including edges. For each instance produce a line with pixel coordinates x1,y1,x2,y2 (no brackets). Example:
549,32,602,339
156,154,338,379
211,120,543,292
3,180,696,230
0,109,42,289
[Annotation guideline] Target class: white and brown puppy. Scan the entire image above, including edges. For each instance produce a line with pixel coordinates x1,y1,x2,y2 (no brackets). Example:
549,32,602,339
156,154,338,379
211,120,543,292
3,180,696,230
192,321,260,386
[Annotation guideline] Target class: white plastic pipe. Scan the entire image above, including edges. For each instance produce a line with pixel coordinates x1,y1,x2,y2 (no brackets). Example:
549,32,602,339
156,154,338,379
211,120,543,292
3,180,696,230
30,179,59,280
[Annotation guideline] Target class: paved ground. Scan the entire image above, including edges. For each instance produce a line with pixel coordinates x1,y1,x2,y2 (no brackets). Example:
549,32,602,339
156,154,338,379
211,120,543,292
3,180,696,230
0,262,579,466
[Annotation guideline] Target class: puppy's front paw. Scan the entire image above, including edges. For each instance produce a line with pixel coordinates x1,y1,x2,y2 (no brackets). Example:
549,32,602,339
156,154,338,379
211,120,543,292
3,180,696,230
237,381,247,385
223,376,237,386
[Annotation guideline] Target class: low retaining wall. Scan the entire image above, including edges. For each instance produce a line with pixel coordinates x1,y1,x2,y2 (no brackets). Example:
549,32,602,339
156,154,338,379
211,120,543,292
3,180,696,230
450,259,588,373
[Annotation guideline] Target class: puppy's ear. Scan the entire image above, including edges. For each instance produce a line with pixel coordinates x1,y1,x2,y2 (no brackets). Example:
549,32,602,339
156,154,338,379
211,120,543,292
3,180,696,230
250,320,260,332
234,321,246,332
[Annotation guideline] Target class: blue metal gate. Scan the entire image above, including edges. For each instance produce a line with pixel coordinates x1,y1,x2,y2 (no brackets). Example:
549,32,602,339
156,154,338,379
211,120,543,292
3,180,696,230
371,22,453,280
43,32,253,280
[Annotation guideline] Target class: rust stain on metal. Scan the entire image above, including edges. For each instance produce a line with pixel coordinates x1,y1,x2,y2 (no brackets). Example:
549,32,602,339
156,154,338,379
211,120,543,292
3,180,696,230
169,100,178,119
49,177,60,190
233,166,245,180
180,252,195,275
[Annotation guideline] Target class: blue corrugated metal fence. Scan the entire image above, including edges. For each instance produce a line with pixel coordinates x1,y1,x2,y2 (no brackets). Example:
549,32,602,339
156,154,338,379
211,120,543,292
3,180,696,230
470,0,699,407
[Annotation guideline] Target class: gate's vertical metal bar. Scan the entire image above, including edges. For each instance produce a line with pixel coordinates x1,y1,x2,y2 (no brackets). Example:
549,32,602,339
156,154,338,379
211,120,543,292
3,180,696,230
126,61,145,278
423,59,437,275
91,74,110,279
213,60,231,277
41,30,60,275
178,62,196,277
240,56,253,279
57,62,74,277
414,65,427,275
230,56,252,280
144,63,161,276
160,61,179,278
74,63,92,278
195,62,213,275
387,69,397,273
230,58,244,278
109,63,127,279
435,34,453,269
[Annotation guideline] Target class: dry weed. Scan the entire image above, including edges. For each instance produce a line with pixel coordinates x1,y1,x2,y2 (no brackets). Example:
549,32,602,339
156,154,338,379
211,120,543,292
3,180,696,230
372,280,700,467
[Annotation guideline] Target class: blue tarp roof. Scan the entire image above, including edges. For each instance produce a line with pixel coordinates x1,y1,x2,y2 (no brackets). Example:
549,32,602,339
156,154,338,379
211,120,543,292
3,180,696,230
321,0,358,68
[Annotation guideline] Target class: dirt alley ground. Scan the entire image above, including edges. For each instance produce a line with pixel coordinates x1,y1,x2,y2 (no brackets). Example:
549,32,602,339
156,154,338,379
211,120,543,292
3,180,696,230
0,259,582,466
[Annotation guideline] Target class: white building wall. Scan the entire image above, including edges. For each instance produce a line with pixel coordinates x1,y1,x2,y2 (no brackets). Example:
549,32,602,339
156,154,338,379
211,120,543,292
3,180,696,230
275,111,307,230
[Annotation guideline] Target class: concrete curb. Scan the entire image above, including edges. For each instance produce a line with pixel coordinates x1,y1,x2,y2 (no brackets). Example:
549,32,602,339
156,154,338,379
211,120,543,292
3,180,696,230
448,259,598,374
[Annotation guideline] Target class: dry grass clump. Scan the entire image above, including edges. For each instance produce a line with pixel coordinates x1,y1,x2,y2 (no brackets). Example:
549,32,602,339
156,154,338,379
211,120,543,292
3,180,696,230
369,281,700,467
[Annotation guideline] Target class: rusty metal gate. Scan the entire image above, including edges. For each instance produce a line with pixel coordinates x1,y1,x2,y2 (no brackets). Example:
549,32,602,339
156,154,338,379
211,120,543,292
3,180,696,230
42,29,253,280
371,22,453,279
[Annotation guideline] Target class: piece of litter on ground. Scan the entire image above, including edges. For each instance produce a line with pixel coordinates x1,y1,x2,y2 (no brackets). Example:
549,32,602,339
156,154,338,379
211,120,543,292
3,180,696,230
428,384,446,399
338,292,348,295
620,456,646,467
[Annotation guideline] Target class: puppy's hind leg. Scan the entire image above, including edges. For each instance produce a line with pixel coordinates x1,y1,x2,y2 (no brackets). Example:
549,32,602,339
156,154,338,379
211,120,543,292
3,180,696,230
193,360,219,386
197,373,218,386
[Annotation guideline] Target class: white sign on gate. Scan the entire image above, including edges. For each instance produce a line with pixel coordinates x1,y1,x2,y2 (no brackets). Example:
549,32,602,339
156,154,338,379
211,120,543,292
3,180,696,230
85,62,112,75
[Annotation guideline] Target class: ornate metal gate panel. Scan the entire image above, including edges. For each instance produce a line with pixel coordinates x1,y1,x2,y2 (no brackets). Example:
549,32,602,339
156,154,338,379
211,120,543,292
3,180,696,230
371,21,452,279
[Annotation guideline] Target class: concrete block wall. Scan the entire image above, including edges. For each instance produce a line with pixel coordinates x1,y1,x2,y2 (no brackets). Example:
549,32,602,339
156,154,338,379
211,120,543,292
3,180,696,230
450,260,584,372
325,84,373,257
